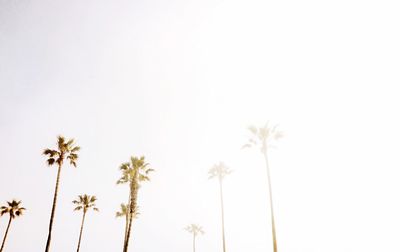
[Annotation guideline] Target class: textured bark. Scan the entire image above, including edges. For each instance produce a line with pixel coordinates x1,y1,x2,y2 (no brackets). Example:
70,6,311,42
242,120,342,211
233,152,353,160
263,151,278,252
0,215,12,252
76,211,86,252
45,163,63,252
123,176,138,252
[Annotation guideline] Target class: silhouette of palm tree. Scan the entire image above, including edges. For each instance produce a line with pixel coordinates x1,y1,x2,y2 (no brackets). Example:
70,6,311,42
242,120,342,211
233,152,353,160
0,200,26,252
117,156,153,252
209,162,232,252
243,122,283,252
43,136,80,252
72,194,99,252
185,224,204,252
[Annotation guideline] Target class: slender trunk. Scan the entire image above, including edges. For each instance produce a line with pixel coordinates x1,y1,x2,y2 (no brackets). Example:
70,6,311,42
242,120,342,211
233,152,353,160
45,163,63,252
192,234,196,252
124,195,134,252
219,179,226,252
263,151,277,252
0,215,12,252
76,211,87,252
123,194,131,247
124,178,137,252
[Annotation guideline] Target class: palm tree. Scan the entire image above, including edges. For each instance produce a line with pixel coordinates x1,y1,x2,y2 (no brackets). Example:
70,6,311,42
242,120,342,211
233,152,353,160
243,123,283,252
208,162,232,252
185,224,204,252
43,135,80,252
117,156,153,252
115,204,139,247
0,200,26,252
73,194,99,252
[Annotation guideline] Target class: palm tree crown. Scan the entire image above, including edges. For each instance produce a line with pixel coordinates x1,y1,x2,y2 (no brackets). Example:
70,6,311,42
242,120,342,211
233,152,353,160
43,135,80,167
242,122,283,153
0,200,25,219
73,195,99,213
208,162,232,181
185,224,205,236
117,156,154,185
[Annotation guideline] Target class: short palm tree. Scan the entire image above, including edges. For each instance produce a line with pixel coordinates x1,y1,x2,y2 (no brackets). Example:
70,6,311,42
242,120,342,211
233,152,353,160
73,194,99,252
185,224,204,252
115,203,139,247
0,200,26,252
208,162,232,252
243,123,283,252
43,136,80,252
117,156,153,252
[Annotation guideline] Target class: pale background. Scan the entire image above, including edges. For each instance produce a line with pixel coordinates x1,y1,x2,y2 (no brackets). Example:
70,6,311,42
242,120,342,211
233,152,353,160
1,0,400,251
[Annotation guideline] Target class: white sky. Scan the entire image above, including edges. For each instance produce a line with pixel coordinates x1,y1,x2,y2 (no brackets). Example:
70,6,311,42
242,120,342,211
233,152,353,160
1,0,400,251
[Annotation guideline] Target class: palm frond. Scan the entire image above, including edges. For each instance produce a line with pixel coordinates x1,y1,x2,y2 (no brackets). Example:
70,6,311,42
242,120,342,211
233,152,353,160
74,206,82,211
57,135,66,149
43,149,58,157
46,158,56,166
241,143,252,149
248,125,258,135
145,168,155,175
70,146,81,152
66,138,74,147
138,174,150,182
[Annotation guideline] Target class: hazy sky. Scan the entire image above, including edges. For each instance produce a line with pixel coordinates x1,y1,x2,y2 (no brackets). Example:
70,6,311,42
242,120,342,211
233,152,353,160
1,0,400,251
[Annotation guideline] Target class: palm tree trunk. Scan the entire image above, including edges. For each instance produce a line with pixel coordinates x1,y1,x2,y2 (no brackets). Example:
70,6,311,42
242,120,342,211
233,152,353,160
45,163,63,252
263,151,278,252
124,180,137,252
0,215,12,252
219,179,226,252
76,211,87,252
124,199,134,252
192,234,196,252
123,194,131,248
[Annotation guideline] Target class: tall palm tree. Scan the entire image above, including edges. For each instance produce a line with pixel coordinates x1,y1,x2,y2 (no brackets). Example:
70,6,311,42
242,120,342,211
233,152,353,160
117,156,153,252
43,135,80,252
73,194,99,252
185,224,204,252
243,123,283,252
115,203,139,247
208,162,232,252
0,200,26,252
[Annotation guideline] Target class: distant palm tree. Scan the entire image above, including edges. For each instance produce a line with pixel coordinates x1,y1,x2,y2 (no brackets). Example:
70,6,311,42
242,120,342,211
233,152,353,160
185,224,204,252
116,203,139,247
43,135,80,252
0,200,26,252
117,156,153,252
243,123,283,252
208,162,232,252
73,194,99,252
